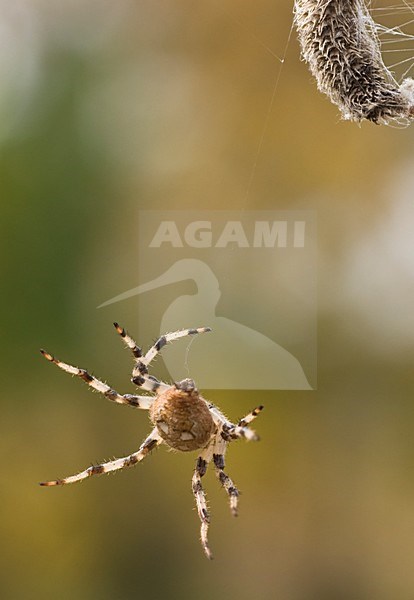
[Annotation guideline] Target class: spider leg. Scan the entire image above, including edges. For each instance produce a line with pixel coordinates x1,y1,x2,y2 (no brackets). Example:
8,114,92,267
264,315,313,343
40,428,162,486
222,405,264,442
212,437,239,517
238,405,264,428
208,403,263,442
40,350,154,409
130,372,171,393
113,323,171,392
192,454,213,560
113,322,143,359
132,328,212,390
114,323,211,394
207,402,234,429
142,327,212,367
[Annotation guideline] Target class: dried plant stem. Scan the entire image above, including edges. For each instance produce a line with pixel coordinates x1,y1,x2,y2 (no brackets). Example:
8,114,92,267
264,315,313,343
294,0,414,123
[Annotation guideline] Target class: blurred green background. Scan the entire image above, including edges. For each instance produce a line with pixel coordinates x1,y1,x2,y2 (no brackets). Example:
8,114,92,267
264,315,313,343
2,1,414,599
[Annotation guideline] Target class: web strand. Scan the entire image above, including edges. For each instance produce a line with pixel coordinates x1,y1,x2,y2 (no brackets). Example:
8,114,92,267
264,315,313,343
244,20,295,203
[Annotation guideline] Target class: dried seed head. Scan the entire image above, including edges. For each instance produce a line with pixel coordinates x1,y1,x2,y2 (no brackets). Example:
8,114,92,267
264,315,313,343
294,0,414,124
150,380,215,452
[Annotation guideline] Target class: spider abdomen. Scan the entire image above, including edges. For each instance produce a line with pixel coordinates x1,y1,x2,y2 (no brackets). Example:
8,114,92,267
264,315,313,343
149,380,215,452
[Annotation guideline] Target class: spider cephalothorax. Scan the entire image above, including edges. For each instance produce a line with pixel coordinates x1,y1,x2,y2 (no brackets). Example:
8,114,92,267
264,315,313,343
40,324,263,559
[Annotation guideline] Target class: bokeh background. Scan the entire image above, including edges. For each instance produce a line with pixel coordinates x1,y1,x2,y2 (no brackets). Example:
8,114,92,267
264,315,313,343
2,1,414,598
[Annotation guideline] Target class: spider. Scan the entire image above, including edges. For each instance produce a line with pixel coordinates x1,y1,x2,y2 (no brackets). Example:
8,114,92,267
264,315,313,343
39,323,263,559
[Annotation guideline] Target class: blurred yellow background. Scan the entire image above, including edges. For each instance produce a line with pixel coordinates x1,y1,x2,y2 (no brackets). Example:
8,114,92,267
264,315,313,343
2,1,414,599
